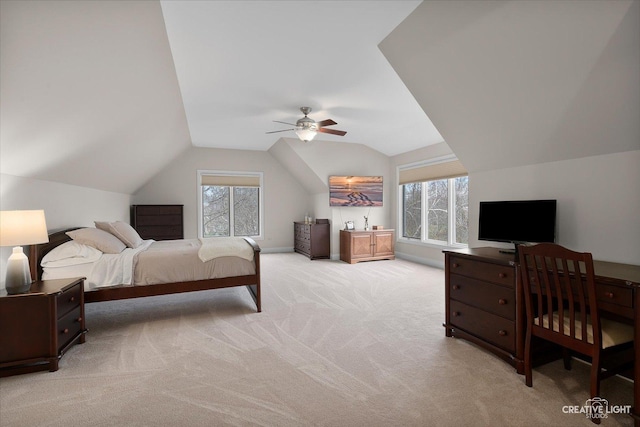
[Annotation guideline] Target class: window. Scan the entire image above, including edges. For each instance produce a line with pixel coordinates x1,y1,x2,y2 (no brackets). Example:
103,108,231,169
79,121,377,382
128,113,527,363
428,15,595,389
398,158,468,247
198,171,263,239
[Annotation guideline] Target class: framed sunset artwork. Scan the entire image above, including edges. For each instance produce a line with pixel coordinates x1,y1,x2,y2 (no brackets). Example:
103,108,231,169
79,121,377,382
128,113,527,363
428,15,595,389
329,176,383,207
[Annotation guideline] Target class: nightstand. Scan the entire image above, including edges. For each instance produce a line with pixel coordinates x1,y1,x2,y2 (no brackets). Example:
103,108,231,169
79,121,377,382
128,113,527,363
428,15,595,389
0,278,87,377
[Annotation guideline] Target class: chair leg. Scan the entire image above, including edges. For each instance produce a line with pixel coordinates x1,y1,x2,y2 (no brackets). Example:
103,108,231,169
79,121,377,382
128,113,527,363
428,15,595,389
562,348,572,370
525,330,533,387
590,352,602,425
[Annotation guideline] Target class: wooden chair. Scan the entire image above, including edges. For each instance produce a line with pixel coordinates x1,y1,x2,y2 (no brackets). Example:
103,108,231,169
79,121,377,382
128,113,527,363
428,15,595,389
519,243,633,424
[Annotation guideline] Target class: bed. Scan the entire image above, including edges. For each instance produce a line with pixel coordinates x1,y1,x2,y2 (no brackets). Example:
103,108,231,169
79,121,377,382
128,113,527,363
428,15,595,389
29,227,261,312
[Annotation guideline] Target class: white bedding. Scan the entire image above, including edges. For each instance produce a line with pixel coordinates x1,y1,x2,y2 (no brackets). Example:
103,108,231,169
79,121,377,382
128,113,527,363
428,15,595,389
43,240,153,291
42,239,255,292
90,240,154,288
198,237,254,262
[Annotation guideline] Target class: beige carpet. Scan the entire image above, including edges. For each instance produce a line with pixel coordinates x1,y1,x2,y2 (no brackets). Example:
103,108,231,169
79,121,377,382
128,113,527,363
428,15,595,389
0,253,633,426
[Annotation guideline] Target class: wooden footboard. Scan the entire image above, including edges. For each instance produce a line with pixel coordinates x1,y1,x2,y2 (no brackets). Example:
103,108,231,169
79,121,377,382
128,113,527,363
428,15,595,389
30,229,261,312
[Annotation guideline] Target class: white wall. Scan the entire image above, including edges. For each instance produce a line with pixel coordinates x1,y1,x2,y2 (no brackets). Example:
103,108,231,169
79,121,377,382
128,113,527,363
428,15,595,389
0,173,131,289
281,139,393,258
132,147,311,251
469,150,640,265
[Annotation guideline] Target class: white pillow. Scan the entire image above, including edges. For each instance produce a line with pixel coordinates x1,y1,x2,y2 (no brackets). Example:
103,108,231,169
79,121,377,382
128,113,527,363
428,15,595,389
66,228,126,254
95,221,144,249
41,241,102,268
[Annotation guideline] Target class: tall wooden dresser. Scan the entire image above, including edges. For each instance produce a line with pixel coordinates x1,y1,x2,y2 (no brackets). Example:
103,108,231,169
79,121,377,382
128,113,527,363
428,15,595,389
443,247,524,373
294,220,330,260
131,205,184,241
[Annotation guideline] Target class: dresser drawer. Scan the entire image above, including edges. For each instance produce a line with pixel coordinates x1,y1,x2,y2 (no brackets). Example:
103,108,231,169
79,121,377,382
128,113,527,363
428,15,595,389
450,300,515,352
449,256,515,287
450,274,515,320
134,205,182,215
57,283,81,318
295,224,310,237
295,240,310,254
136,225,183,239
57,307,83,352
135,214,183,226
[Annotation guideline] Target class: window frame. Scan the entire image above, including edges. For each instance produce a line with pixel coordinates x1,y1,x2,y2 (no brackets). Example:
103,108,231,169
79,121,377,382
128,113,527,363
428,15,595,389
397,157,468,249
197,170,264,240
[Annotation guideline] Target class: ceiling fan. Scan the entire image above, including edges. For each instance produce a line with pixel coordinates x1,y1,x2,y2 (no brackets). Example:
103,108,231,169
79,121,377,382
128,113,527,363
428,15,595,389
266,107,347,142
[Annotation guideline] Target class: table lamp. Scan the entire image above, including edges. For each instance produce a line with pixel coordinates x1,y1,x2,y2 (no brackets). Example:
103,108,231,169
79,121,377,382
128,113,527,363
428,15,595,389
0,210,49,294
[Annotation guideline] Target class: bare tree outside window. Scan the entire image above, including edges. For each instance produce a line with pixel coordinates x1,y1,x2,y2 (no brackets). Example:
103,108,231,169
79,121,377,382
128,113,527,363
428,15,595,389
400,174,468,246
233,187,259,236
403,183,421,238
427,179,449,242
202,185,260,238
202,186,230,237
455,176,469,244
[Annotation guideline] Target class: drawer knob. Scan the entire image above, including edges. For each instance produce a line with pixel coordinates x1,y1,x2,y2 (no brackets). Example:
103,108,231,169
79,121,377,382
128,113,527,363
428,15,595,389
69,296,75,302
452,263,459,268
498,330,507,336
498,298,507,305
62,328,69,334
452,311,461,317
77,317,83,322
452,285,460,290
498,273,507,279
604,292,615,299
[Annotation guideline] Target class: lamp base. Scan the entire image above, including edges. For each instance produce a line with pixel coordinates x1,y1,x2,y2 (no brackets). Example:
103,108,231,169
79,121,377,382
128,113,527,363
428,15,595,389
5,246,32,295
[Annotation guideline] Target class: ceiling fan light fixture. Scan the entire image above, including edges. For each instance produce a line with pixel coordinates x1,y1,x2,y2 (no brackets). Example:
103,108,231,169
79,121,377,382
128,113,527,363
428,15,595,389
295,127,317,142
267,106,345,141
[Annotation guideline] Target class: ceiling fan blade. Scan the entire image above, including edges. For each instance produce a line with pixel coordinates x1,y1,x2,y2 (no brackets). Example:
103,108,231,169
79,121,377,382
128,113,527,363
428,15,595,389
266,129,295,134
318,128,347,136
317,119,337,127
273,120,297,126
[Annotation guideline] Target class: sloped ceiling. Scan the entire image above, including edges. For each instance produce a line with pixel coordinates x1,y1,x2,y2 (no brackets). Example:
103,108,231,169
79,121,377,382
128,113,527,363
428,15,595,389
159,0,442,155
3,1,637,197
379,0,640,173
0,0,191,194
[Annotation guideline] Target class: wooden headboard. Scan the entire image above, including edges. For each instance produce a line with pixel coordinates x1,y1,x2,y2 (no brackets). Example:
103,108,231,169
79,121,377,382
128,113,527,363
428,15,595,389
29,228,81,282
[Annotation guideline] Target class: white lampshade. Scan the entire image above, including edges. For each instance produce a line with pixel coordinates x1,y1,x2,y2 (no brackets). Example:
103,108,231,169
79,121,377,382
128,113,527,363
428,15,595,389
295,128,317,142
1,210,49,294
0,210,49,247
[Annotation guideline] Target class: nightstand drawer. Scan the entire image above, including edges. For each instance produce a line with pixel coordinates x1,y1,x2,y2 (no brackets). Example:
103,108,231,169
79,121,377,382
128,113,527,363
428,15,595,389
1,278,86,377
450,300,515,352
57,283,81,318
57,307,83,351
449,256,514,287
449,274,515,320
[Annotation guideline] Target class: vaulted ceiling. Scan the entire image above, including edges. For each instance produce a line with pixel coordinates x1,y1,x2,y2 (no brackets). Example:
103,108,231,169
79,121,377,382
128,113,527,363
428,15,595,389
1,1,637,195
380,0,639,172
160,0,442,154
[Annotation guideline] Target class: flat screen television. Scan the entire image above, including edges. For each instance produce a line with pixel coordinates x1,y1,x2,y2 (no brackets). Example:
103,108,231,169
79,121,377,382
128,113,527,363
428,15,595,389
478,199,557,253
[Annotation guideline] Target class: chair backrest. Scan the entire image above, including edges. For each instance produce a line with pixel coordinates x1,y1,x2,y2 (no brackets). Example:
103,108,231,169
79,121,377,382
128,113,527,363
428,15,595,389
518,243,600,352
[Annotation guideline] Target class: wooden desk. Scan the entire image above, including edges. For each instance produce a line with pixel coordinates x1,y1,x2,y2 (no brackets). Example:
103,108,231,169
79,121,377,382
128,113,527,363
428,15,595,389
443,247,640,425
598,260,640,426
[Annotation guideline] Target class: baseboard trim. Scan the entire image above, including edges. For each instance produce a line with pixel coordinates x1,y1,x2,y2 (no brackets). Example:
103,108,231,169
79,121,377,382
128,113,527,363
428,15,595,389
395,252,444,269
